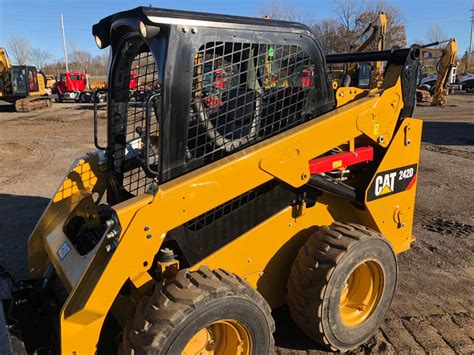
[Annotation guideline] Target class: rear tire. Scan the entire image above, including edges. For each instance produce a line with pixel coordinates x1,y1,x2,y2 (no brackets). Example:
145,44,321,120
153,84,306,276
287,222,397,352
123,266,275,354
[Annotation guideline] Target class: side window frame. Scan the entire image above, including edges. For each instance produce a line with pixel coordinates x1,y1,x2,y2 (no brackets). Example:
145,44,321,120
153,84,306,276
159,26,334,182
106,32,165,203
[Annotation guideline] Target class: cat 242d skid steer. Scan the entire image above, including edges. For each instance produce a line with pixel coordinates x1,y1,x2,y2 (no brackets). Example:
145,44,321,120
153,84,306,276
1,7,423,354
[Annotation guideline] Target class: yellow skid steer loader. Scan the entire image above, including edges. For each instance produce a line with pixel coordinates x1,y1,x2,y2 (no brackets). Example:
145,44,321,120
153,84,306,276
1,7,423,354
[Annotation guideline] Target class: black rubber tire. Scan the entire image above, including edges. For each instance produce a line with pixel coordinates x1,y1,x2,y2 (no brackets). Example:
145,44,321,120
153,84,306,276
123,266,275,354
79,93,87,103
287,222,397,352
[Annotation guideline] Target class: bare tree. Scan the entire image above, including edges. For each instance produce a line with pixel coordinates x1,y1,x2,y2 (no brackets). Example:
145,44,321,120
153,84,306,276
362,0,406,48
30,48,53,70
71,51,93,66
313,19,345,53
332,0,366,51
334,0,364,31
353,2,406,50
8,36,31,65
258,0,304,22
426,25,447,45
70,40,93,71
99,53,109,68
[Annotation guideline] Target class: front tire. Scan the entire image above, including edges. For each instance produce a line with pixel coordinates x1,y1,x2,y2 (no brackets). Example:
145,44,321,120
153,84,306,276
287,222,397,352
124,266,275,354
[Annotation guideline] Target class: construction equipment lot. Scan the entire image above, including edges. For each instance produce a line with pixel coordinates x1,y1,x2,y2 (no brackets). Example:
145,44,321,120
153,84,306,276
0,94,472,353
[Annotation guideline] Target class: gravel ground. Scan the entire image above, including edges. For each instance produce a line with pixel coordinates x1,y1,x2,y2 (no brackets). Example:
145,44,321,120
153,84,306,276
0,94,472,353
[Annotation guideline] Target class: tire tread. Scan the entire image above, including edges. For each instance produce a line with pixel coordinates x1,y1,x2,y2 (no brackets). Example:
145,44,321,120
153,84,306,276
287,222,386,351
123,266,275,354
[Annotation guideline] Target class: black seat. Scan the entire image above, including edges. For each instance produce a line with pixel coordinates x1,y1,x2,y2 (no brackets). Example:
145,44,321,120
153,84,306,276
214,87,258,141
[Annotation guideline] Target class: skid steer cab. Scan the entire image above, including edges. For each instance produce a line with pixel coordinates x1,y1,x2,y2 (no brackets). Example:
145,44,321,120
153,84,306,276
1,6,423,354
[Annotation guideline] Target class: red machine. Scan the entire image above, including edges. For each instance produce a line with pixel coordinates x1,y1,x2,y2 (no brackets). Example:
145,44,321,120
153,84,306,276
58,72,86,93
55,71,137,103
55,72,87,101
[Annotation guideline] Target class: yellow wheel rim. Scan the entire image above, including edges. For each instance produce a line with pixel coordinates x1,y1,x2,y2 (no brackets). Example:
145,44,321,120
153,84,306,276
340,260,384,327
182,320,252,355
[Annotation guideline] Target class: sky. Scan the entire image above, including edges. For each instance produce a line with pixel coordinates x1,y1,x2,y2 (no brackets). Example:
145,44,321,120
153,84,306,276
0,0,473,63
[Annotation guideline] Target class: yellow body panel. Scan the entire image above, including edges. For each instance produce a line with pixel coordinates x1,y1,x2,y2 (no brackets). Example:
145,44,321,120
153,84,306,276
25,57,422,352
193,119,422,307
364,118,422,252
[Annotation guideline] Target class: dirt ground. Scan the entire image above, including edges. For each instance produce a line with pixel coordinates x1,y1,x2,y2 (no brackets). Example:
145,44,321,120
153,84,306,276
0,94,472,354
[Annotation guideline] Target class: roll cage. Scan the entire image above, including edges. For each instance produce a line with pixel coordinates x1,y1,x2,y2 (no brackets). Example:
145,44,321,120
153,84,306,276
93,7,419,205
93,7,335,204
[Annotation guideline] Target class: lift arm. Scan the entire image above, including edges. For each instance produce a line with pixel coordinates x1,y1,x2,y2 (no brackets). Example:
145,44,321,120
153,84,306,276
431,38,458,106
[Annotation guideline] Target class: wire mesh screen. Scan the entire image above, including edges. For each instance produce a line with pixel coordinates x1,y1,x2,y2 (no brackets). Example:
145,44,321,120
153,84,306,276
112,49,160,197
187,42,316,165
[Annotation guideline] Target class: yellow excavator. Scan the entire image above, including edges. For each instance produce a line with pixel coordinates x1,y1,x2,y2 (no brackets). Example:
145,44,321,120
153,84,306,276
429,38,458,106
0,47,52,112
338,11,387,89
416,39,458,105
1,7,423,354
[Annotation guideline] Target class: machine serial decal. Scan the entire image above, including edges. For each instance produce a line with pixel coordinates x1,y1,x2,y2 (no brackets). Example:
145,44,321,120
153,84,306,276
57,242,72,260
367,164,418,201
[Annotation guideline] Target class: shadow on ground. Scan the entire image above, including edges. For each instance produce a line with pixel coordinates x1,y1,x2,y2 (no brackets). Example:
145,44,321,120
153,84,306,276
422,121,474,146
0,194,49,279
0,102,15,113
273,305,326,351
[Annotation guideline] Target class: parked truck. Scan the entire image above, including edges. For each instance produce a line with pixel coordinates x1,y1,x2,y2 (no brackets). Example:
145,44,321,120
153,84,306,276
55,71,137,103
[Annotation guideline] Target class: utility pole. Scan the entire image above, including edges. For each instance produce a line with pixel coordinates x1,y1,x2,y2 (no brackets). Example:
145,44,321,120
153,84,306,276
467,6,474,71
60,14,69,73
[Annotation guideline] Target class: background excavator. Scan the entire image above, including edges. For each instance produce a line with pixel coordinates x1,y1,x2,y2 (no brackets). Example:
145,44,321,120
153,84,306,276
414,40,458,105
333,11,387,89
427,38,458,106
0,47,52,112
336,14,457,107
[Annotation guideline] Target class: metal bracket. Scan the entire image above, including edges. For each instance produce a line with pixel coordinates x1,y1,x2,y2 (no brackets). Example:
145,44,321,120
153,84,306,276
393,205,405,229
404,123,412,146
259,146,309,188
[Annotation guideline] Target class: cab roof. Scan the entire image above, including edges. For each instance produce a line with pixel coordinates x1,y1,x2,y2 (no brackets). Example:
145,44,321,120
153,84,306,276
92,6,313,41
